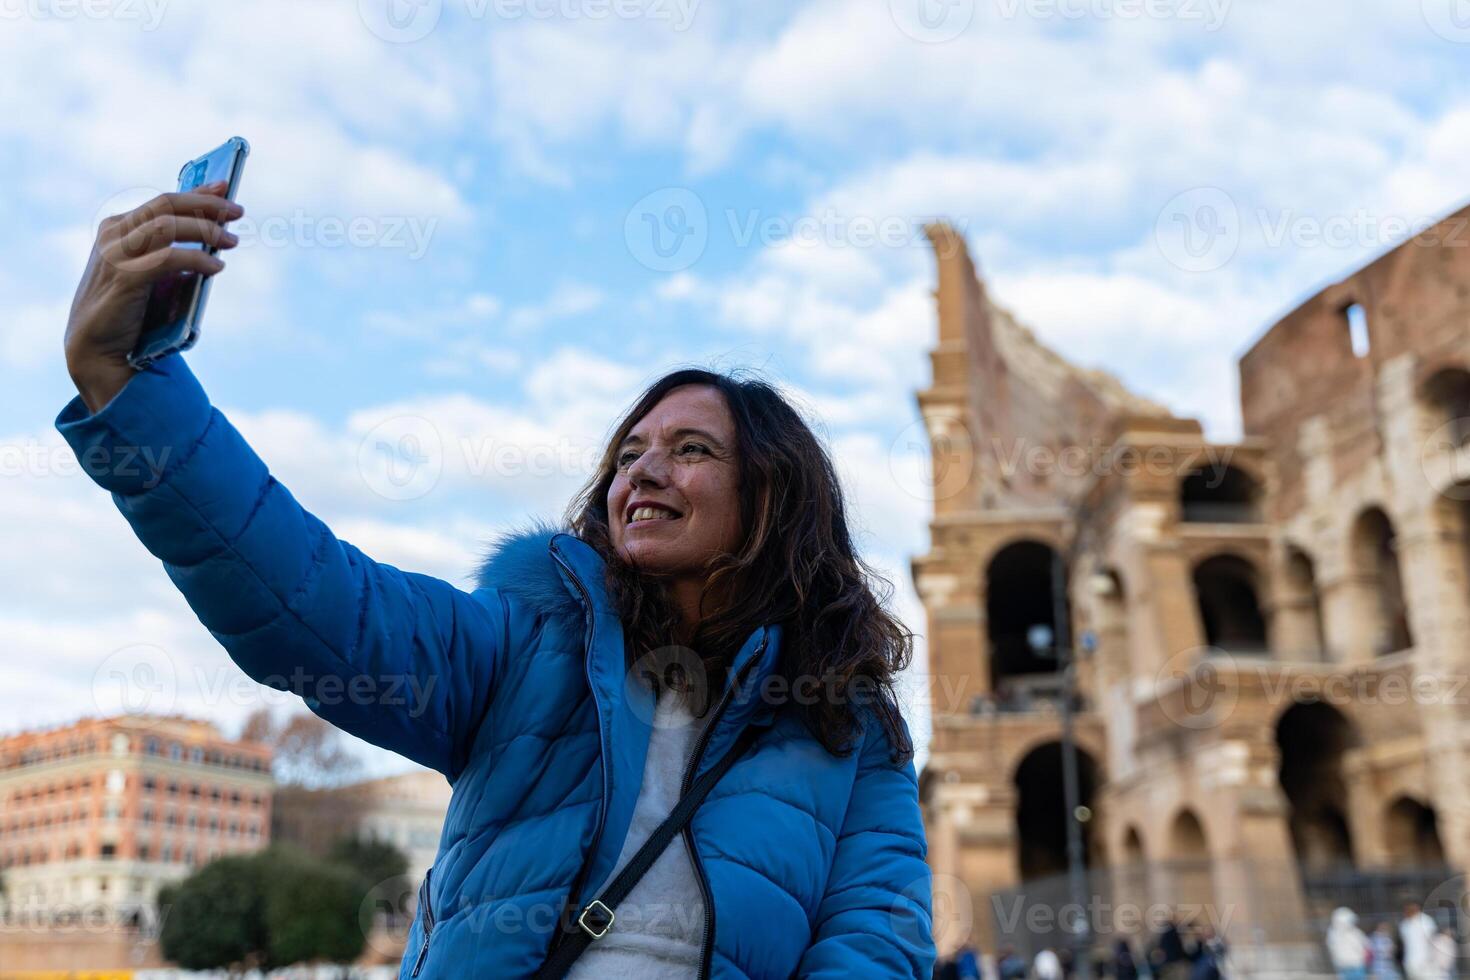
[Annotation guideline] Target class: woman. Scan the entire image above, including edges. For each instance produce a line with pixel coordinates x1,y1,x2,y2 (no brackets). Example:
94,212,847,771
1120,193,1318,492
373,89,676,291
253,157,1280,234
59,187,934,977
1327,908,1370,980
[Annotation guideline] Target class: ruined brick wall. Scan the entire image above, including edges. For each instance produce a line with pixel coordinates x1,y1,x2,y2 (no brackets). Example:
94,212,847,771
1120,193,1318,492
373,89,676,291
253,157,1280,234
1240,203,1470,523
922,224,1174,514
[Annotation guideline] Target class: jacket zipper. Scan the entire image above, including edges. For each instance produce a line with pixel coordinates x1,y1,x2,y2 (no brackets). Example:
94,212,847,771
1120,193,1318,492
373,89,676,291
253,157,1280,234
681,638,767,980
548,546,608,956
411,867,436,977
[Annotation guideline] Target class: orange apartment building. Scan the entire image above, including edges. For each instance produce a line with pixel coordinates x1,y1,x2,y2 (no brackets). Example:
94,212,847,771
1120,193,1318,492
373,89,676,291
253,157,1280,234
0,714,274,928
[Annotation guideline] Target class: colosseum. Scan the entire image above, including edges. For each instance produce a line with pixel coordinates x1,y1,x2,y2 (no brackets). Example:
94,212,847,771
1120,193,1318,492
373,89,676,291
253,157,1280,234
913,211,1470,974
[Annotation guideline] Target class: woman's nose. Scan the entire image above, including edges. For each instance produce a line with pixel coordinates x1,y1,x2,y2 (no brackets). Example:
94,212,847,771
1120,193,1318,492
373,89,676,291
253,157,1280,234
627,448,670,486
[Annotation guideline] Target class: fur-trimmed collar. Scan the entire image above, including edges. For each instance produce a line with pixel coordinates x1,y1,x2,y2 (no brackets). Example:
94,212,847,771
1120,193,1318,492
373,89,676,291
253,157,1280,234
472,521,584,622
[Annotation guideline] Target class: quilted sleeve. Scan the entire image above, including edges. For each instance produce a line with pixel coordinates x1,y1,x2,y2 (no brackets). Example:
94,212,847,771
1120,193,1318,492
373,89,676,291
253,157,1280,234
795,715,936,978
55,353,508,783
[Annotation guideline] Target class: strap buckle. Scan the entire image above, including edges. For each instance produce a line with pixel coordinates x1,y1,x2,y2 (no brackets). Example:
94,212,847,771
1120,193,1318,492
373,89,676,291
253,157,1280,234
576,899,615,939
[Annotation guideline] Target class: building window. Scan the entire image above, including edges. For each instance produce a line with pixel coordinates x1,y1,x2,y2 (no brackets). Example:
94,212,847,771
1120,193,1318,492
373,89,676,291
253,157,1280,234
100,843,116,860
189,747,203,764
209,786,221,802
145,738,159,756
143,777,156,793
169,743,182,761
189,785,201,800
1344,302,1370,357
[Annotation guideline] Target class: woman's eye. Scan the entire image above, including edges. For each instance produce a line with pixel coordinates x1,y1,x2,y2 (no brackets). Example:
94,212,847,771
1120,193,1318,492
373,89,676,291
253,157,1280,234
678,443,709,456
617,451,639,466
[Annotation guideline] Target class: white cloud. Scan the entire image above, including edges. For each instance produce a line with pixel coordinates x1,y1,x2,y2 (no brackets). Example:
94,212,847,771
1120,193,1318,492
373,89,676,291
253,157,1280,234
10,0,1470,778
505,281,606,332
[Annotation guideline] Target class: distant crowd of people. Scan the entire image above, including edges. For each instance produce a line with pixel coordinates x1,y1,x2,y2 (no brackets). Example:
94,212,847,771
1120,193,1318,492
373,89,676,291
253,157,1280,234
932,915,1228,980
1325,902,1459,980
932,902,1463,980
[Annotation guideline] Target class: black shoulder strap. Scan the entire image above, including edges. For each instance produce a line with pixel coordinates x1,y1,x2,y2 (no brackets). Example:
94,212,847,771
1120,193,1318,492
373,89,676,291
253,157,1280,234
533,724,762,979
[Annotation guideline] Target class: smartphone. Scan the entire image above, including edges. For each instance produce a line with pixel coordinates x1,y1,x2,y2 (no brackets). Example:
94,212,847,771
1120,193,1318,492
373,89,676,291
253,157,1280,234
128,136,250,370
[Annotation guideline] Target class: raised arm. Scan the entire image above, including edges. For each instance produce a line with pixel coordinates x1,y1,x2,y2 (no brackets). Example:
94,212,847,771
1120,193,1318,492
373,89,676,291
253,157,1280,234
58,186,509,782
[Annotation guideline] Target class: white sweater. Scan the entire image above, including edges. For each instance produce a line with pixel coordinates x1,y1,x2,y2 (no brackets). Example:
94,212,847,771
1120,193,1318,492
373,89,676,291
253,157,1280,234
567,689,709,978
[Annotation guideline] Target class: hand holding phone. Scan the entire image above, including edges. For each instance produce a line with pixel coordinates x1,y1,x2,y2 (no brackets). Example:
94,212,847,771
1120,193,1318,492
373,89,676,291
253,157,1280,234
131,137,249,369
63,140,247,413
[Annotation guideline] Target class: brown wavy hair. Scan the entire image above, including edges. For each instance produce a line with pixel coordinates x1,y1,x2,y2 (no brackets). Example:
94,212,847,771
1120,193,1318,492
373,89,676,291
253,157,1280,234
567,368,914,763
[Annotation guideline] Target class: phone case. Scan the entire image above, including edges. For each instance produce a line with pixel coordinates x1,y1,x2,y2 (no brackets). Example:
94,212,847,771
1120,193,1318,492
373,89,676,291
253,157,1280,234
127,136,250,370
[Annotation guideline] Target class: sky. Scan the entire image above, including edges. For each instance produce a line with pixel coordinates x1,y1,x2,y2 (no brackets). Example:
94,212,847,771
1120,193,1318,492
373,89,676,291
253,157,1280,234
3,0,1470,779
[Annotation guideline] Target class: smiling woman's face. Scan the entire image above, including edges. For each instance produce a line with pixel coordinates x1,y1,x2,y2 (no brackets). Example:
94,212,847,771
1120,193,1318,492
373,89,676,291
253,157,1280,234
606,384,743,578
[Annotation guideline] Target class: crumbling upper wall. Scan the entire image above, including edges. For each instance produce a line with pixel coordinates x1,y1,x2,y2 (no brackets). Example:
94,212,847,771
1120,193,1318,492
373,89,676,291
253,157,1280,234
1239,202,1470,522
922,223,1174,512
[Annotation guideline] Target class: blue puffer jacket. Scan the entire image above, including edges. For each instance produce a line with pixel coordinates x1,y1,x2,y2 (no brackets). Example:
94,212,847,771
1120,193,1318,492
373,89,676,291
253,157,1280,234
56,354,935,978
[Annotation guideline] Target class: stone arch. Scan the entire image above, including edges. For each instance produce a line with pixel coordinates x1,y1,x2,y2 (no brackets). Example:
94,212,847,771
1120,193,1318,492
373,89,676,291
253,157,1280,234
1383,796,1447,868
1349,506,1413,655
1164,808,1215,921
1420,364,1470,450
1180,461,1263,524
1168,808,1210,860
1276,700,1359,869
1116,823,1149,899
1122,824,1147,865
1192,552,1269,652
1429,489,1470,642
1005,727,1108,781
1278,543,1326,658
1012,741,1101,881
984,539,1069,696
